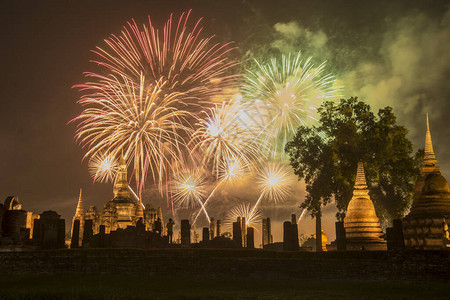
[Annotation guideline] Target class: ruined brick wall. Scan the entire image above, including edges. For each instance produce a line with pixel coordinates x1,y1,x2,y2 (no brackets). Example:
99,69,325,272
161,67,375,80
0,249,448,280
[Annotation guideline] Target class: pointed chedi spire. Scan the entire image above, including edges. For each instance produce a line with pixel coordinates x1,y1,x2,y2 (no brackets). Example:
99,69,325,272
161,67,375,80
113,154,131,199
424,113,438,166
354,161,368,189
403,114,450,249
75,188,84,217
352,161,370,199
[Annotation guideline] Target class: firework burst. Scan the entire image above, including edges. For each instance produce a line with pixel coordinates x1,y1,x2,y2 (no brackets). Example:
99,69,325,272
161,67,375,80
88,152,118,183
171,168,206,208
242,52,338,157
225,203,262,230
72,10,237,197
74,75,190,195
89,10,237,108
246,162,294,219
257,162,294,204
191,100,262,178
218,156,249,184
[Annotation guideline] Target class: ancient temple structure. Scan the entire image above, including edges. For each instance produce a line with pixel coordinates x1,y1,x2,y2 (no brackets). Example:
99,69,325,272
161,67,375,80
403,115,450,249
343,162,387,250
71,189,84,246
70,156,164,247
1,196,39,243
109,156,138,229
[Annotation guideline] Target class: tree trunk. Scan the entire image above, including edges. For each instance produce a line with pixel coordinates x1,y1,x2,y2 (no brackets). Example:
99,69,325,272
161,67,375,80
315,213,322,252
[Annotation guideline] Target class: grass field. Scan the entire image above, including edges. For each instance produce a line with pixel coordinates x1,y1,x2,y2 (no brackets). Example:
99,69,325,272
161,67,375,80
0,274,448,299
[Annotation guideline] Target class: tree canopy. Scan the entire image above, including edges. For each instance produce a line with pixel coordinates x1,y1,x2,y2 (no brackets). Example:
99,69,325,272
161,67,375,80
285,97,422,222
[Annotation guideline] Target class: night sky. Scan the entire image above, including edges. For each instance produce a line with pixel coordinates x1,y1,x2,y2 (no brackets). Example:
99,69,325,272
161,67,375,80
1,0,449,243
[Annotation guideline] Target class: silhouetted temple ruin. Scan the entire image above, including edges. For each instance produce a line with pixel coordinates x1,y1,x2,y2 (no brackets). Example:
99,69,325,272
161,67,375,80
403,115,450,249
70,156,166,249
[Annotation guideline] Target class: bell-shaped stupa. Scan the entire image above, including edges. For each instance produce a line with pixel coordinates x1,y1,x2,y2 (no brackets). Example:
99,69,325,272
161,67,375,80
344,162,387,250
403,114,450,249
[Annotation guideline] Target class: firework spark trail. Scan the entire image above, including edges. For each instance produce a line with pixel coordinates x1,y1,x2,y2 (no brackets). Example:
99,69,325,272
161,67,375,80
192,157,249,225
247,192,265,223
73,10,237,200
242,52,340,158
192,180,223,225
298,208,306,223
128,185,142,204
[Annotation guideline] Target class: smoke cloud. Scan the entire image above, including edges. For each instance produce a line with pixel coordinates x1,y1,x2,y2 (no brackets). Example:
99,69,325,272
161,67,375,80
248,6,450,240
148,5,450,243
271,21,328,54
270,8,450,177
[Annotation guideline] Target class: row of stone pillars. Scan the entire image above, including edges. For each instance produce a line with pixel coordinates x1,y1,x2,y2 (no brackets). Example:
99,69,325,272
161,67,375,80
179,217,258,248
232,217,255,248
201,218,223,242
71,219,106,248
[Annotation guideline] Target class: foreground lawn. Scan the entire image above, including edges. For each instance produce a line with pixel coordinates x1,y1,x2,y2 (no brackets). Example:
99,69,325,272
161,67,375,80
0,274,448,299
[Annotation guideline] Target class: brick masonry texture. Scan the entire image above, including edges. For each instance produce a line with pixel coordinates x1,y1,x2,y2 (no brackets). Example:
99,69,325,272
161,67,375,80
0,249,449,280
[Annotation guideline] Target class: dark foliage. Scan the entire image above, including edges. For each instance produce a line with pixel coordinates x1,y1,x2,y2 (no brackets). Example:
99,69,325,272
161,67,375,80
285,97,421,221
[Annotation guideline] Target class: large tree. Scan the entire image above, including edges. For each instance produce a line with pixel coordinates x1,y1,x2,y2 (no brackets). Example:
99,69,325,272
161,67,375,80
285,97,421,232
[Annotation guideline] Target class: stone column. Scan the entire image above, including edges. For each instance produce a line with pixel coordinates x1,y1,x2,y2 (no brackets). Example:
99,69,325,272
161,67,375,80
315,214,322,252
262,218,268,247
335,221,346,251
209,218,215,240
71,219,80,248
0,204,5,236
82,219,93,247
32,219,41,245
241,217,246,247
216,220,222,237
202,227,209,242
57,219,65,248
267,218,273,244
247,227,255,249
39,211,63,249
292,219,299,250
232,221,242,247
2,210,27,243
99,225,106,248
393,219,405,250
386,227,394,250
181,219,191,245
283,221,299,251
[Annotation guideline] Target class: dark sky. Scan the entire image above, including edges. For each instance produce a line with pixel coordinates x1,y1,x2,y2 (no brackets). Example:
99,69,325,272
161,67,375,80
1,0,449,242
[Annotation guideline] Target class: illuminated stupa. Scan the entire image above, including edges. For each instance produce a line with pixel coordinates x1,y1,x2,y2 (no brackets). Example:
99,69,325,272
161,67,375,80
108,156,136,229
71,188,84,244
403,115,450,249
70,156,163,246
344,162,387,250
